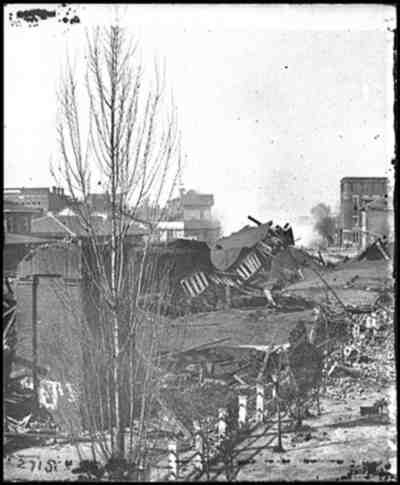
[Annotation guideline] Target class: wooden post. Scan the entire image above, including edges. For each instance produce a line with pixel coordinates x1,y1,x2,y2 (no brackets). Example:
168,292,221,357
256,383,264,423
218,408,227,440
275,381,284,452
321,350,329,393
316,385,321,416
193,420,203,472
138,455,150,481
371,313,377,340
225,284,231,309
199,364,204,384
353,323,360,340
32,275,39,409
238,395,247,427
168,440,178,480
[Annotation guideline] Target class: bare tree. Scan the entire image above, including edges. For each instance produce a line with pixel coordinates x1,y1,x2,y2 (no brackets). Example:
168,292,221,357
52,24,181,464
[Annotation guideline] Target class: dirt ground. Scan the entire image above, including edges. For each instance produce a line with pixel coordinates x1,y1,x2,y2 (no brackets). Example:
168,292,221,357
227,387,396,482
285,259,393,307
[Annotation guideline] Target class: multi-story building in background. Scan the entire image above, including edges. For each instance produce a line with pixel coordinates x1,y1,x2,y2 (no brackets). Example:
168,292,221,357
184,190,221,242
339,177,389,246
4,186,70,214
4,185,221,243
162,189,221,243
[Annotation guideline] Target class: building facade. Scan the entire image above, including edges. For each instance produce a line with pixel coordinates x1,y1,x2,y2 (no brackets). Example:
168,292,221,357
182,190,221,243
4,187,70,214
339,177,388,245
4,201,42,234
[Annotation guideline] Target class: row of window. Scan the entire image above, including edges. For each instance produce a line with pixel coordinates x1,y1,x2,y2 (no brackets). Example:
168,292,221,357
5,216,30,233
343,181,386,195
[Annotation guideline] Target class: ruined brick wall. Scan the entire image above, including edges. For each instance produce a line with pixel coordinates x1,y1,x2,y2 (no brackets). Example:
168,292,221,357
15,277,83,380
15,243,84,432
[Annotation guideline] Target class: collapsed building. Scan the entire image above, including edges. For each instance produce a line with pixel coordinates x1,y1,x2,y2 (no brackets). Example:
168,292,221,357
177,220,302,308
4,214,393,453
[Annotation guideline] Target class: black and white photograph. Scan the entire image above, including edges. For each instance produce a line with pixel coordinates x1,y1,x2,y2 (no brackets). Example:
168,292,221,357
3,4,397,482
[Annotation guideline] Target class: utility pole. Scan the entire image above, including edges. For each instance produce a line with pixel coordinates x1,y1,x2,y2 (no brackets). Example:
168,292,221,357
32,275,39,409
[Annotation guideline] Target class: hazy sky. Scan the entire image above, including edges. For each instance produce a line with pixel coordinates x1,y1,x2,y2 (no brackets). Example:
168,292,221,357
5,4,396,235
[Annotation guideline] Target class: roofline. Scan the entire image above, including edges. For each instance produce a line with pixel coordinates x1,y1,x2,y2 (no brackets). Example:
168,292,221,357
4,233,56,245
4,207,42,214
340,177,388,183
4,187,52,191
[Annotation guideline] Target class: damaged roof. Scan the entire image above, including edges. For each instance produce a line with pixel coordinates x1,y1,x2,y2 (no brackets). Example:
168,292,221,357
210,222,273,271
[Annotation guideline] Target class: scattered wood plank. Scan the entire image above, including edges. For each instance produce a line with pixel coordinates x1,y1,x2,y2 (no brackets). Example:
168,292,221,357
233,374,249,386
166,337,232,357
156,396,192,441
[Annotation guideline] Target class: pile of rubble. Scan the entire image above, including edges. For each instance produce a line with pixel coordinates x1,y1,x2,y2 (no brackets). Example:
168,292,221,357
3,276,60,453
4,374,59,452
323,299,395,402
342,459,395,481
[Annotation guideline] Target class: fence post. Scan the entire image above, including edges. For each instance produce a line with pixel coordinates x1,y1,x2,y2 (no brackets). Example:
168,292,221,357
168,440,178,480
238,395,247,428
193,420,203,472
321,350,329,393
225,284,231,309
352,322,360,340
274,381,285,452
256,383,264,424
218,408,227,441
